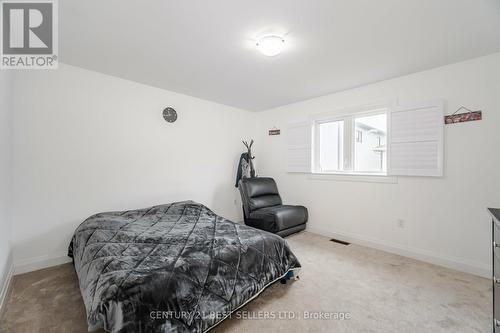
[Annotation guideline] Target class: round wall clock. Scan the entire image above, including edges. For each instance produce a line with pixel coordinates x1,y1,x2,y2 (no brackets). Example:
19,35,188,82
162,107,178,123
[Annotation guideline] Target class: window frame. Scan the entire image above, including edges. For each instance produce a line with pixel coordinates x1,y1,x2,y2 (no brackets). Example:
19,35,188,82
312,105,391,176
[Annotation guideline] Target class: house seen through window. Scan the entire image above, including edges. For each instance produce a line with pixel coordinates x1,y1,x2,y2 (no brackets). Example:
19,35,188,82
315,109,388,175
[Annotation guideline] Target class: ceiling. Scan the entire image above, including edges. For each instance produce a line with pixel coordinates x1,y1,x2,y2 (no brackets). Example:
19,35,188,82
60,0,500,111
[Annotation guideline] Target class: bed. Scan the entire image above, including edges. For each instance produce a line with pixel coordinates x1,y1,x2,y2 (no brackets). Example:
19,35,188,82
68,201,301,332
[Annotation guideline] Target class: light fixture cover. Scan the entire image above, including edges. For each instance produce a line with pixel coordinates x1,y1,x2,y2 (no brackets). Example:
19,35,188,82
256,35,285,57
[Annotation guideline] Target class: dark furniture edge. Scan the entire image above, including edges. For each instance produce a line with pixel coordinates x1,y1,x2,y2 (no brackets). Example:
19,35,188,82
488,208,500,223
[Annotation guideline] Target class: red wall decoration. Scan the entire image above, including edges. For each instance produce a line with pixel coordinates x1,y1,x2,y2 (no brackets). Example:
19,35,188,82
444,107,482,125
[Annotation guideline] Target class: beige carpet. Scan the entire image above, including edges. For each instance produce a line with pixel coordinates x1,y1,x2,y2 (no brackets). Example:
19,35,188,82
0,232,492,332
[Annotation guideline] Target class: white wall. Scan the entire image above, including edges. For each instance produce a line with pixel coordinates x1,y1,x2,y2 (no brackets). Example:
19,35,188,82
0,71,13,305
255,53,500,277
11,64,255,272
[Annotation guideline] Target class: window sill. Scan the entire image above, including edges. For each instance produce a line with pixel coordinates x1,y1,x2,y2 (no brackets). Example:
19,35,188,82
308,172,398,184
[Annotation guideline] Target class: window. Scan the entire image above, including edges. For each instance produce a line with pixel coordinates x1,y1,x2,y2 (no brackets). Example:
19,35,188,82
354,113,387,173
287,100,443,178
314,109,388,175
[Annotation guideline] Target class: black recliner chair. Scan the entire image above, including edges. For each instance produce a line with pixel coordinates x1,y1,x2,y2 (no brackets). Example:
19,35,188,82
238,177,308,237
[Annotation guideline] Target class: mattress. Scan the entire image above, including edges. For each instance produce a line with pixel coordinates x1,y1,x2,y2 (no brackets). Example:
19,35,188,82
68,201,301,332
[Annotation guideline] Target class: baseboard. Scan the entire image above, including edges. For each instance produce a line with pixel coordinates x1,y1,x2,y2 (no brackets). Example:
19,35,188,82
307,226,490,278
9,229,491,279
0,254,14,321
14,252,72,275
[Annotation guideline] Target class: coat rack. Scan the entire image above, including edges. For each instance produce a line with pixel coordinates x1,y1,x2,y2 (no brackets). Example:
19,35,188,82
444,106,482,125
242,140,256,178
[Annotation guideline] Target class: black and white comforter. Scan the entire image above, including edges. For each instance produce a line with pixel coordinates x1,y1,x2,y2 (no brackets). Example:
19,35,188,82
69,201,301,333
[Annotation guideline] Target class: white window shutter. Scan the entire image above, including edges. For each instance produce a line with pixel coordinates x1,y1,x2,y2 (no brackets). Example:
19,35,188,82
388,100,444,177
287,122,312,173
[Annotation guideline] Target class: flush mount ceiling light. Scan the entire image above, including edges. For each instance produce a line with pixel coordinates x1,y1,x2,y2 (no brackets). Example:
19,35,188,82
256,35,285,57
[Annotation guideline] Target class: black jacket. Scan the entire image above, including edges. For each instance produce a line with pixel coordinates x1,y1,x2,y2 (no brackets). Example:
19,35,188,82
235,153,250,187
